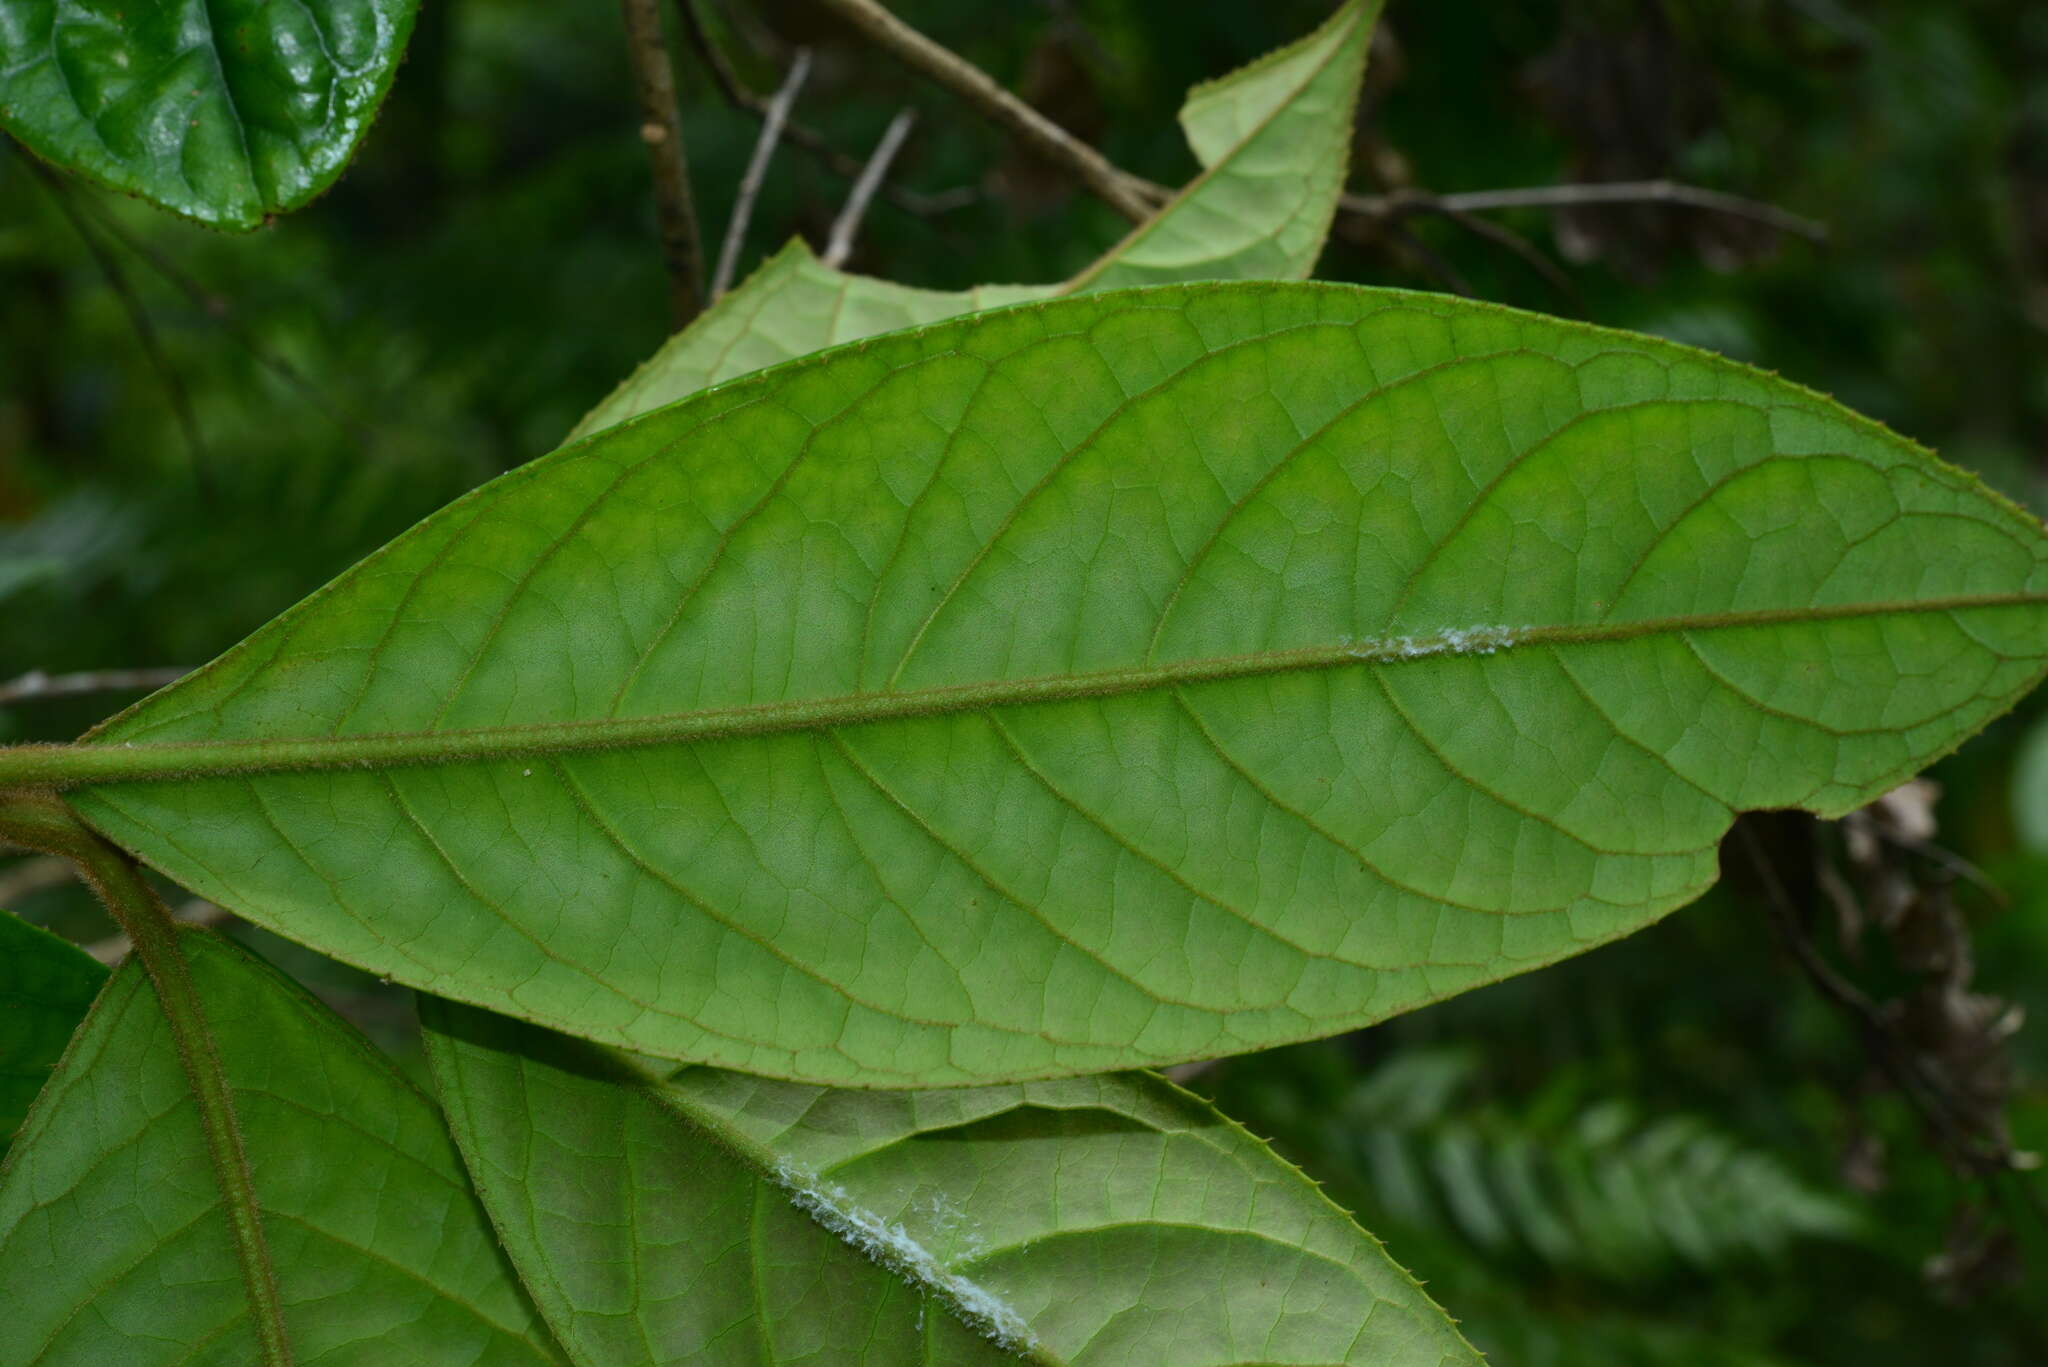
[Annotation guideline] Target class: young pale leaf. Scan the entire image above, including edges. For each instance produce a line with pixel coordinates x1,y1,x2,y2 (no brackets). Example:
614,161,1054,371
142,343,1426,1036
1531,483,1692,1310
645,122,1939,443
0,909,105,1160
575,246,1043,444
0,0,420,228
39,282,2048,1086
421,998,1478,1367
1068,0,1373,293
568,0,1378,440
0,928,561,1365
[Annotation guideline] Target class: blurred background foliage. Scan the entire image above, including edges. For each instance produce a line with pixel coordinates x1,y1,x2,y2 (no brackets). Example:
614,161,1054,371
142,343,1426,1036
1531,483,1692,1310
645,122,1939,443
3,0,2047,1361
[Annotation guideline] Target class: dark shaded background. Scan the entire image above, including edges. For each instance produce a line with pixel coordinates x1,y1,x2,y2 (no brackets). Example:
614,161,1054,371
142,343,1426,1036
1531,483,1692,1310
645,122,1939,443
4,1,2047,1360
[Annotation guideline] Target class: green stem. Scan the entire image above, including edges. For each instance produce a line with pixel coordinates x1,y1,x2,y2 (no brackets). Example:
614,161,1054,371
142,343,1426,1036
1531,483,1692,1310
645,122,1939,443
0,592,2040,792
0,794,295,1367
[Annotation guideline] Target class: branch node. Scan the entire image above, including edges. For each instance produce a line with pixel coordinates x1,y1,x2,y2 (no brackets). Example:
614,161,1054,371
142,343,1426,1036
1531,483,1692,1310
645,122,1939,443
813,0,1154,222
622,0,708,326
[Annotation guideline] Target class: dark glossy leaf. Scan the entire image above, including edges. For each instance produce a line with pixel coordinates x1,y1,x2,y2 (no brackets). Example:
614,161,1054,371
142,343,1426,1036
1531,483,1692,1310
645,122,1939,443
0,0,420,227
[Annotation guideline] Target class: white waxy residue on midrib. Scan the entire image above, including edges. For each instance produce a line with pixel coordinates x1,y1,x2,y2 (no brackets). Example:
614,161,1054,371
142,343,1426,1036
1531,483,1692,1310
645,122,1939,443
770,1159,1036,1354
1340,624,1525,662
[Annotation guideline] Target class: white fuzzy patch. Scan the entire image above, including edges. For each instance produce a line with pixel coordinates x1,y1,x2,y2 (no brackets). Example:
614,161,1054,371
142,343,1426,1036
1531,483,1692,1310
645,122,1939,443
771,1160,1034,1354
1342,624,1524,661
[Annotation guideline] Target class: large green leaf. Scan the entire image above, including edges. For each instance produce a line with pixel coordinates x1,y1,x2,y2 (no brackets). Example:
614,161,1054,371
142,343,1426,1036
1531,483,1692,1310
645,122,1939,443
0,0,420,228
421,997,1477,1366
0,908,105,1160
568,0,1378,440
24,281,2048,1085
0,928,561,1365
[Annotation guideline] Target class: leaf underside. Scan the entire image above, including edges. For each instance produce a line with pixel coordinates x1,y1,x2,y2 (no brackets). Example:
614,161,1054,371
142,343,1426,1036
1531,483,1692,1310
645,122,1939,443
0,929,560,1366
0,0,420,228
568,0,1378,440
422,998,1478,1367
0,909,105,1161
66,282,2048,1086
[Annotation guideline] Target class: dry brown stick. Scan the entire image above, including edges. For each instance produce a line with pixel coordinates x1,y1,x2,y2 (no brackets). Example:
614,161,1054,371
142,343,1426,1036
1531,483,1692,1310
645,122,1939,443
0,666,188,707
712,49,812,300
1399,199,1582,307
673,0,976,219
811,0,1154,222
622,0,708,326
1344,180,1828,244
1738,821,2010,1177
674,0,755,105
823,110,918,268
675,7,1820,258
1869,826,2010,907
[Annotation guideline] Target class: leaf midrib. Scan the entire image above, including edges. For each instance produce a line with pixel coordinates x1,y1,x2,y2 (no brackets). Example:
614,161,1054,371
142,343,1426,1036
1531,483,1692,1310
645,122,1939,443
7,591,2038,791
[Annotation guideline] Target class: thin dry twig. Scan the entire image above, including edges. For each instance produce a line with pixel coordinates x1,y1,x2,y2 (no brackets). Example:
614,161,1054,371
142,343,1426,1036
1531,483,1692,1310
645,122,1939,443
1739,821,2011,1177
1867,825,2011,908
823,110,918,268
675,0,756,107
812,0,1154,222
1344,180,1828,244
674,10,1830,264
0,666,188,707
21,156,211,492
674,0,976,219
712,49,813,299
1399,198,1582,308
621,0,709,326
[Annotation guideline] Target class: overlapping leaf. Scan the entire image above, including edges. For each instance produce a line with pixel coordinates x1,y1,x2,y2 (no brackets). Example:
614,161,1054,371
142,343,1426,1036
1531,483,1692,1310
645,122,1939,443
574,248,1042,443
0,928,560,1365
569,0,1378,439
0,0,420,228
422,997,1477,1366
44,282,2048,1085
0,908,104,1160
